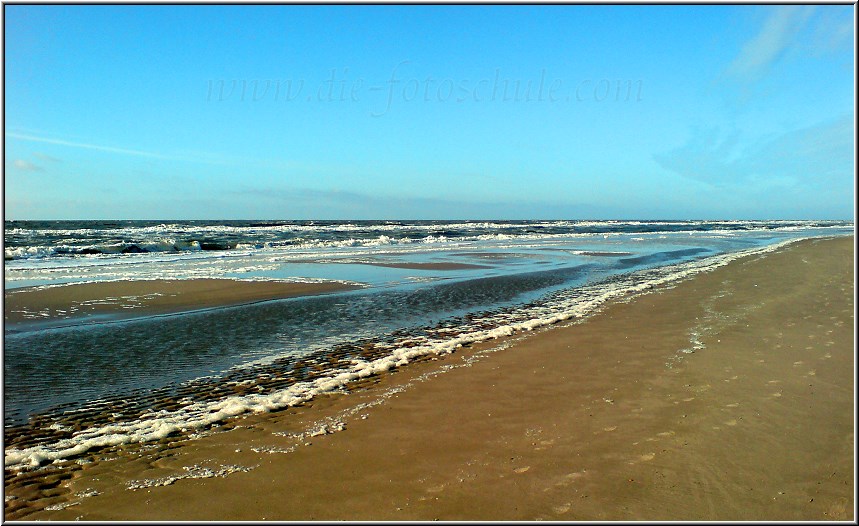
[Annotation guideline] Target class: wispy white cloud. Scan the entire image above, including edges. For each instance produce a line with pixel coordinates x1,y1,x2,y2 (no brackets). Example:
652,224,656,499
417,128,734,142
724,5,854,87
6,132,178,160
12,159,43,172
654,115,854,190
726,6,817,82
6,132,276,168
804,6,854,57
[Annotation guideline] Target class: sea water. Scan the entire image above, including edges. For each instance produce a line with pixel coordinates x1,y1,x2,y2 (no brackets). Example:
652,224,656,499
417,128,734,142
2,219,853,469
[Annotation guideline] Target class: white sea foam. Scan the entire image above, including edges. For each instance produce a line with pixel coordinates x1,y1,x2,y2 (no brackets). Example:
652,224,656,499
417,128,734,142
10,223,842,290
2,236,807,471
6,220,847,262
125,463,257,490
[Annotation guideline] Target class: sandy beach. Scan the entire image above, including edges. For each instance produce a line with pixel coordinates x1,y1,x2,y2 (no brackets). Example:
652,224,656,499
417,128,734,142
3,278,362,329
6,236,854,521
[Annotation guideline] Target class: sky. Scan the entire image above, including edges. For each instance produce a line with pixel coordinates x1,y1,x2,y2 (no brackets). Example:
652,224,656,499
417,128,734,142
3,4,855,220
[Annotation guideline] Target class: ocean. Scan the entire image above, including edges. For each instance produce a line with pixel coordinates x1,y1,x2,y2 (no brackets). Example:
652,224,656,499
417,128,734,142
2,219,853,470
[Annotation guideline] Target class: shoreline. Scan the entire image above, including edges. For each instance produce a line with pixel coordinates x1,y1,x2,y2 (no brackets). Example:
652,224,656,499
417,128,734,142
6,236,854,520
3,278,363,330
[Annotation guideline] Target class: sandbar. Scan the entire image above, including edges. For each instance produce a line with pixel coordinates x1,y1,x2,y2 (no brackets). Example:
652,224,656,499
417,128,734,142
3,278,362,329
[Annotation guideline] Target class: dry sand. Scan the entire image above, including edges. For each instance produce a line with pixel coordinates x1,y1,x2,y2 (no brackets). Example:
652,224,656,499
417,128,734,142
3,278,362,329
9,236,854,521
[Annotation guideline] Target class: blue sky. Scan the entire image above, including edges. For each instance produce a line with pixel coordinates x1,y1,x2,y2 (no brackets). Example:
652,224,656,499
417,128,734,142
3,4,855,220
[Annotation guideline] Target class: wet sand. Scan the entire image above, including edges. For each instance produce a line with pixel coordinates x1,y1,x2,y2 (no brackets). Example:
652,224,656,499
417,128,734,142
3,278,362,329
10,236,854,521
